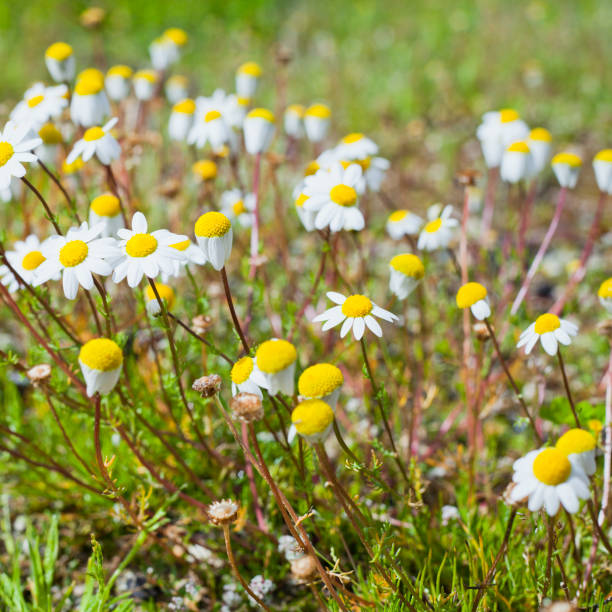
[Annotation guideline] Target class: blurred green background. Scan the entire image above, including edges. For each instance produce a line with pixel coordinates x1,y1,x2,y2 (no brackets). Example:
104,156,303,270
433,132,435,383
0,0,610,139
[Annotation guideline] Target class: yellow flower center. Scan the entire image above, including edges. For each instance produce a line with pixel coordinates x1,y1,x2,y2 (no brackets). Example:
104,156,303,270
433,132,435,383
164,27,188,45
256,339,297,374
27,95,45,108
0,142,14,167
204,110,222,122
39,123,63,144
59,240,88,267
45,42,73,61
342,132,364,144
598,278,612,298
341,294,373,318
390,254,424,278
306,104,331,119
79,338,123,371
357,157,371,171
170,240,190,251
295,193,309,208
126,234,158,258
329,184,357,207
298,363,343,398
534,313,561,335
238,61,262,77
232,200,246,215
424,218,442,233
107,65,133,78
595,149,612,163
552,152,582,168
304,161,320,176
75,70,104,95
173,98,195,114
456,282,487,309
83,126,105,142
507,141,530,153
62,157,84,174
556,428,596,455
134,70,157,83
192,160,217,180
499,108,519,123
231,356,254,384
389,210,408,222
21,251,45,271
90,194,120,217
237,96,250,107
530,127,552,142
194,212,231,238
247,108,275,122
532,448,571,486
286,104,305,117
145,283,175,308
291,399,334,437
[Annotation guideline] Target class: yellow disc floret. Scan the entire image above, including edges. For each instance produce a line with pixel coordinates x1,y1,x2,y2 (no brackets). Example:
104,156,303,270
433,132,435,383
79,338,123,371
507,141,530,153
194,212,231,238
305,104,331,119
341,295,373,318
533,448,571,485
45,42,73,61
59,240,88,267
107,65,133,78
126,234,158,258
38,123,63,144
342,132,364,144
291,400,334,438
27,95,44,108
598,278,612,298
204,110,222,122
145,283,175,308
134,69,157,83
298,364,343,398
83,126,105,141
530,127,552,142
552,152,582,167
21,251,45,271
164,27,188,46
173,98,196,114
238,61,262,77
286,104,305,117
556,428,596,456
388,210,407,223
329,184,357,207
192,160,217,180
232,200,246,215
91,194,120,217
0,142,14,167
231,356,254,385
304,161,320,176
424,218,442,233
499,108,519,123
170,240,190,251
75,69,104,95
247,108,275,122
295,193,308,208
594,149,612,163
534,313,561,335
456,282,487,309
256,339,297,374
390,254,425,278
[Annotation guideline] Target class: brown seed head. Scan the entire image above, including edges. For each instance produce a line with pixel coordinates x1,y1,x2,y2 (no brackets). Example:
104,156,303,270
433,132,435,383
192,374,222,397
192,314,213,335
207,499,239,526
230,392,264,423
473,322,491,342
290,555,317,582
26,364,52,385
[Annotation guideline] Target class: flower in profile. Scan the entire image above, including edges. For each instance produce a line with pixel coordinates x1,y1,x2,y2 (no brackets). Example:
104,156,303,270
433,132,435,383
509,447,590,515
194,212,233,271
67,118,120,166
527,127,552,175
290,399,334,443
304,103,331,143
45,42,75,83
335,132,378,160
417,204,458,251
168,98,196,142
36,122,63,165
236,61,262,98
389,253,424,300
112,212,187,288
291,184,316,231
10,83,68,129
165,74,189,104
476,108,529,168
164,238,206,280
0,121,42,190
105,65,133,101
0,235,54,293
298,363,343,410
149,28,188,71
132,70,158,101
78,337,123,397
556,428,597,476
145,282,175,316
500,141,533,183
313,291,398,340
230,356,267,398
551,152,582,188
386,209,424,239
255,339,297,396
208,499,239,526
598,278,612,314
89,193,124,238
244,108,275,155
592,149,612,195
284,104,305,138
456,282,491,320
302,163,365,232
71,68,110,127
220,188,255,226
192,374,222,398
517,313,578,356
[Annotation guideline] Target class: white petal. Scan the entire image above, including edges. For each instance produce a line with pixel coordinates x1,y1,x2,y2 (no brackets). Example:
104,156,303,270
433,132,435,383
352,317,365,340
340,317,354,338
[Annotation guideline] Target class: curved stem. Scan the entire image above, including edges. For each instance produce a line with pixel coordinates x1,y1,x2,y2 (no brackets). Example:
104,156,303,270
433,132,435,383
37,158,81,222
21,176,62,234
221,266,250,354
557,349,580,428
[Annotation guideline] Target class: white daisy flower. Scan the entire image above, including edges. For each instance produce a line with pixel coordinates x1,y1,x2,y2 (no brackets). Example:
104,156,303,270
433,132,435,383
35,123,63,166
188,92,232,152
509,447,590,515
516,313,578,356
162,238,206,281
133,70,158,101
255,339,297,396
303,104,331,143
0,121,42,190
144,282,175,316
194,212,233,271
335,132,378,160
235,61,262,99
290,399,334,443
105,65,133,101
551,152,582,189
386,209,424,239
89,193,124,238
593,149,612,194
219,189,255,226
388,254,424,300
312,291,399,340
302,163,365,233
79,338,123,397
298,363,343,411
527,128,552,175
476,109,529,168
598,278,612,314
230,356,267,399
168,99,196,142
292,187,316,232
149,28,187,70
66,117,120,166
500,141,533,183
0,235,55,293
35,222,120,300
456,282,491,320
165,75,189,105
0,177,22,203
71,69,111,127
10,83,68,130
112,212,187,288
556,428,597,477
45,42,75,83
359,156,390,192
244,108,275,155
417,204,458,251
284,104,305,138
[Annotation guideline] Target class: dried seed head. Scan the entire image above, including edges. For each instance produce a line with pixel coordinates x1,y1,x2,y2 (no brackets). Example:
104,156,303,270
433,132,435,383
230,392,264,423
157,178,181,198
539,603,578,612
208,499,239,525
455,169,481,186
192,314,213,335
26,364,52,385
473,322,491,342
192,374,222,398
290,555,317,582
80,6,106,28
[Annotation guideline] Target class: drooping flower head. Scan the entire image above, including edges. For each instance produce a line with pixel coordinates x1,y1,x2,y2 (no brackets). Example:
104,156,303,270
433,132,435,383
298,363,343,410
194,212,233,271
528,127,552,175
165,74,189,104
500,141,533,184
230,355,267,398
236,61,262,98
456,282,491,320
78,337,123,397
71,68,110,127
168,98,196,142
133,69,158,101
593,149,612,195
598,278,612,314
89,193,124,237
244,108,275,155
255,339,297,396
551,152,582,188
556,428,597,476
284,104,305,138
389,254,424,300
290,399,334,443
304,103,331,143
45,42,75,82
105,65,133,101
145,282,175,316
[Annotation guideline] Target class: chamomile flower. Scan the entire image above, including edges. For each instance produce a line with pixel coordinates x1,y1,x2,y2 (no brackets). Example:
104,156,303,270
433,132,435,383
192,159,218,182
301,163,365,232
71,68,110,127
556,428,597,476
89,193,124,237
476,109,529,168
357,155,390,192
35,222,120,300
593,149,612,194
551,152,582,189
105,65,133,101
335,133,378,160
194,212,233,271
500,141,533,183
112,212,187,288
149,28,187,70
78,338,123,397
168,99,196,142
165,75,189,104
284,104,305,138
163,238,206,280
35,122,63,166
66,117,120,166
290,399,334,443
255,339,297,396
10,82,68,129
313,291,398,340
417,204,458,251
456,282,491,320
0,235,53,292
517,313,578,356
386,209,424,239
509,447,590,515
598,278,612,314
188,93,232,152
244,108,275,155
133,70,158,101
45,42,75,83
389,254,424,300
220,189,255,226
230,356,267,398
528,128,552,175
0,121,42,190
145,282,175,316
304,104,331,143
236,62,262,99
292,188,316,231
298,363,343,410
